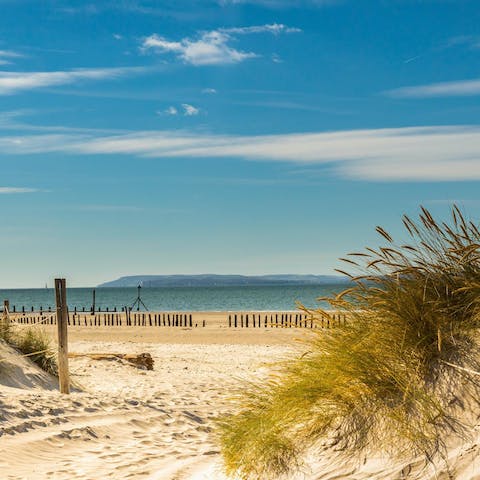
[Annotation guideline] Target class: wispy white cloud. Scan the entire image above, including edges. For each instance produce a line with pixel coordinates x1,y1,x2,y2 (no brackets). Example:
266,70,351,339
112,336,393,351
386,78,480,98
0,66,145,95
219,23,301,34
0,187,39,194
142,31,256,65
445,35,480,49
161,106,178,115
182,103,200,116
158,104,200,116
0,49,24,65
1,125,480,181
0,109,127,135
201,87,217,94
141,23,300,66
401,35,480,65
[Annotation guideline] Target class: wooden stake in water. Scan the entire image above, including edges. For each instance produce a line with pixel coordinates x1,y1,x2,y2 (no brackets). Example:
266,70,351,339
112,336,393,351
55,278,70,394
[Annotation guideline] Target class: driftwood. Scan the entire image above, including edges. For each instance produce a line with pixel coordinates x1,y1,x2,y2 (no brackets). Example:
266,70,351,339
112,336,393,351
69,352,154,370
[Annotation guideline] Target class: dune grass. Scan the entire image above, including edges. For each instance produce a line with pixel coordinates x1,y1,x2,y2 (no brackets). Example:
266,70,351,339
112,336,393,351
0,317,57,376
218,206,480,479
11,327,58,376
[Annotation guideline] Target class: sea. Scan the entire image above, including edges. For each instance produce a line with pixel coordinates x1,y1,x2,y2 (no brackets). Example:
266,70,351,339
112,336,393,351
0,284,347,312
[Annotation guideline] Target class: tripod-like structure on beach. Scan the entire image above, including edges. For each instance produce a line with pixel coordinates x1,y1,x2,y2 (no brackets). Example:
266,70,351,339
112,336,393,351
131,285,148,311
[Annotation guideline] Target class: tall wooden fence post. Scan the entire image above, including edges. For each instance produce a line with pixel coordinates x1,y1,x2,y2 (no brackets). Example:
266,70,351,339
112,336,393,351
55,278,70,394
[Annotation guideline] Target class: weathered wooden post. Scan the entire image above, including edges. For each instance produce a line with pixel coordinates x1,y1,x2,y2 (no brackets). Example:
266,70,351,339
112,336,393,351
91,288,96,314
55,278,70,394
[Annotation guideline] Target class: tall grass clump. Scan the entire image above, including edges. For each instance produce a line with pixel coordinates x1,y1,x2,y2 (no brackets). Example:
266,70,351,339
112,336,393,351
219,206,480,479
1,320,57,376
12,327,58,376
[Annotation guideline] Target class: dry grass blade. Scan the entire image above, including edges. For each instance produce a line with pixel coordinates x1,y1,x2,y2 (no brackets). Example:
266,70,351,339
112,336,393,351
376,226,394,242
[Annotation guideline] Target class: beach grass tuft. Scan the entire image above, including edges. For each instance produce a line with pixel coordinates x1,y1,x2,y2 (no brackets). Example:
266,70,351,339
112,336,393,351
218,205,480,479
12,327,58,376
1,322,58,376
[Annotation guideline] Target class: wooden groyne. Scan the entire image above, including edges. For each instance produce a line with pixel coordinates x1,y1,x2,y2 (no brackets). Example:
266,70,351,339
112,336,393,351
6,310,347,329
10,311,201,327
227,312,346,329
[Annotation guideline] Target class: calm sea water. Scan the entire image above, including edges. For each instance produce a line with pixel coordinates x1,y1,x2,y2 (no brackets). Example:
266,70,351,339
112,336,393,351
0,285,346,312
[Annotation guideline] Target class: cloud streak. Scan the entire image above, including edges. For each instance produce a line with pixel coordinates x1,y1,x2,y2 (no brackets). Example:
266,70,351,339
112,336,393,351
0,49,23,65
0,125,480,181
0,187,39,194
0,66,145,95
219,23,301,34
386,78,480,98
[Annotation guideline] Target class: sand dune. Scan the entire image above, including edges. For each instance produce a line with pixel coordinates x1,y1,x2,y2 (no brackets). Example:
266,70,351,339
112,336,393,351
2,329,480,479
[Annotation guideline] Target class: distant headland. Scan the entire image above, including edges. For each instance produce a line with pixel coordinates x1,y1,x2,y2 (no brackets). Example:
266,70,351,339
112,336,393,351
98,274,350,288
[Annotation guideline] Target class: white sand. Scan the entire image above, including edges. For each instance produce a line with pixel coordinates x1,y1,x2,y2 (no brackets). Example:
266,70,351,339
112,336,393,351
1,337,293,479
2,328,480,479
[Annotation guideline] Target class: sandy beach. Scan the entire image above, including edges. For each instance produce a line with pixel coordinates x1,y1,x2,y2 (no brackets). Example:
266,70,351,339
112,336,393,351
2,315,480,480
1,314,303,480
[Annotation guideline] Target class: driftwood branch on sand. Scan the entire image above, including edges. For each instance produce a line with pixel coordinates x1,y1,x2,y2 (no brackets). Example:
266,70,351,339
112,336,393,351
69,352,154,370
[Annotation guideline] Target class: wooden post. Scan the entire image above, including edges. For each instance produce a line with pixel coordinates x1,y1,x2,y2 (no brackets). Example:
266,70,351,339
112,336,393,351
55,279,70,394
92,288,96,314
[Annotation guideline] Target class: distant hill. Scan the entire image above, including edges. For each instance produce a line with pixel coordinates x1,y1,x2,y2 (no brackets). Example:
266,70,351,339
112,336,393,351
98,274,350,288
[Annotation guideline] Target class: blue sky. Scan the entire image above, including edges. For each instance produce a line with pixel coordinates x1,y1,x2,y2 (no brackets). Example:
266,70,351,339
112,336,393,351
1,0,479,287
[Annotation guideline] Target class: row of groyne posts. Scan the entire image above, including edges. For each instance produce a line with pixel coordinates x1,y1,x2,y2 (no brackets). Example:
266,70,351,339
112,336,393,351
228,312,346,329
6,309,347,329
13,311,205,328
